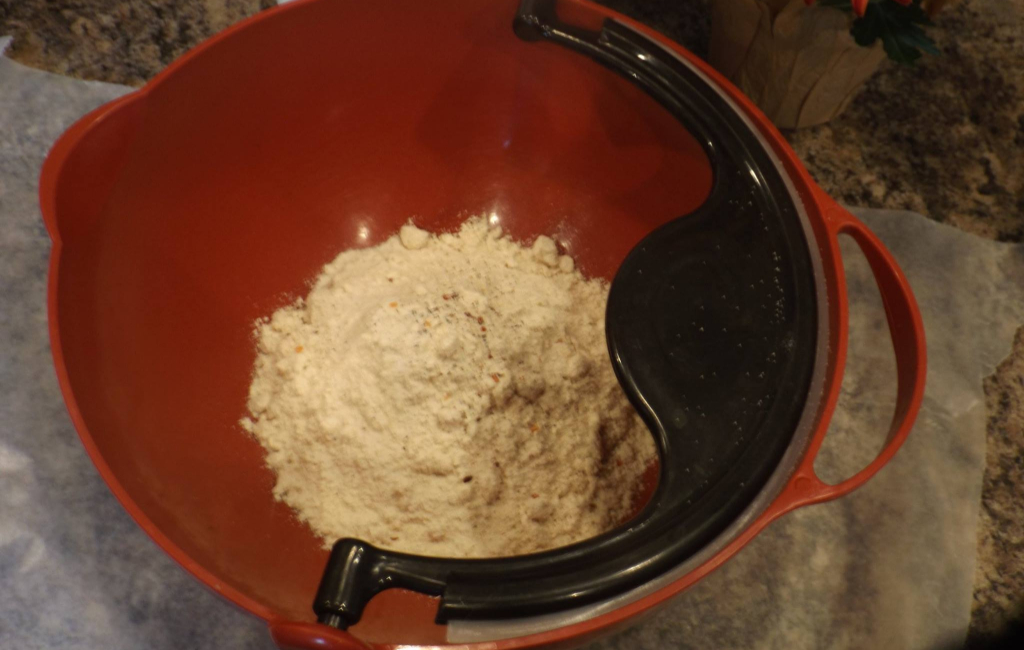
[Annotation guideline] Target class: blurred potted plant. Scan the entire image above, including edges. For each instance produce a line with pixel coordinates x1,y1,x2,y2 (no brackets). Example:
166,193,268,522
709,0,941,129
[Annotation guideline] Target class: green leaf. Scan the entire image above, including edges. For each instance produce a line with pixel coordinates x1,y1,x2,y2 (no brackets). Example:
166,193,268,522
846,0,939,64
901,24,941,54
850,17,880,46
882,34,923,64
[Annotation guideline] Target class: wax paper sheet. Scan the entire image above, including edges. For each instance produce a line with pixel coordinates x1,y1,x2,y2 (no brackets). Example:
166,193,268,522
2,42,1023,650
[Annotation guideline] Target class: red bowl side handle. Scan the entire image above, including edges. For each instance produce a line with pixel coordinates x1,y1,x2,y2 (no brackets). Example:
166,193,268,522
39,92,145,244
770,196,927,515
268,620,373,650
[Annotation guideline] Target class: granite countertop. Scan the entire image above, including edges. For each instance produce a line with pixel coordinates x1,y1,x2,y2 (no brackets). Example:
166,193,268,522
1,0,1021,646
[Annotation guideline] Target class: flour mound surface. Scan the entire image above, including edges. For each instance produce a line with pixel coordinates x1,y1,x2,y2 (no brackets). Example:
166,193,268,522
242,217,656,558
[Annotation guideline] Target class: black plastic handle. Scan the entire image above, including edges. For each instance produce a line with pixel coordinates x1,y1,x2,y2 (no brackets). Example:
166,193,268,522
314,0,816,629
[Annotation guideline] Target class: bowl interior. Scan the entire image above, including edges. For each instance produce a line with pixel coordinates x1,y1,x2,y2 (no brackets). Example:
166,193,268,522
52,0,711,641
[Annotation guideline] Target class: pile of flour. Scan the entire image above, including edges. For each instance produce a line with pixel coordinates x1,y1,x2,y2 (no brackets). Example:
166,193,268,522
241,217,656,558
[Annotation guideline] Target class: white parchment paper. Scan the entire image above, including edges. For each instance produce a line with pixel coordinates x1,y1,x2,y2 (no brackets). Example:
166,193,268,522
2,43,1022,650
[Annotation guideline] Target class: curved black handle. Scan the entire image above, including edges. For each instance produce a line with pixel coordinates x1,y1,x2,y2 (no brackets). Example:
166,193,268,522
314,0,817,629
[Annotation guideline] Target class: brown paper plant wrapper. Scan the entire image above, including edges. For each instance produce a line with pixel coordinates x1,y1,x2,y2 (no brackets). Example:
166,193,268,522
709,0,955,129
709,0,887,129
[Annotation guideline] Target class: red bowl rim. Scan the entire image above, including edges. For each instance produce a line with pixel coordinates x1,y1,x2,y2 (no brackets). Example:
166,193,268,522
38,0,927,648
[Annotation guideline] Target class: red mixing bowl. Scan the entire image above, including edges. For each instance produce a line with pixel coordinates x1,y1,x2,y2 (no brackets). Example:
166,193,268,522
39,0,926,648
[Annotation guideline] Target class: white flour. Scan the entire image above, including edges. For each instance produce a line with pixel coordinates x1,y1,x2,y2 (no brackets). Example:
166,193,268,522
241,217,656,558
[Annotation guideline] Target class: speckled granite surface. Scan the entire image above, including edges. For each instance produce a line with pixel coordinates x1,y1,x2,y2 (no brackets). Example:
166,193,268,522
0,0,1021,646
0,0,277,85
